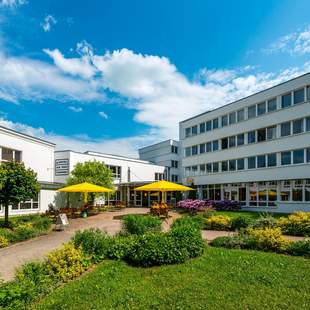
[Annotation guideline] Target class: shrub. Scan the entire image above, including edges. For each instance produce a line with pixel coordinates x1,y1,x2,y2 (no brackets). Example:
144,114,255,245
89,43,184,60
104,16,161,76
231,216,252,231
252,213,277,229
285,240,310,257
122,214,162,235
107,235,137,260
277,212,310,236
246,227,290,252
0,235,9,248
204,215,232,231
31,216,52,231
72,229,111,263
210,235,254,249
172,215,203,230
46,243,91,282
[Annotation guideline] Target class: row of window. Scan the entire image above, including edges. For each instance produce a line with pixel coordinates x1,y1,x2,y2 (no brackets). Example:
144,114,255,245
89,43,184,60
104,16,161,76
0,197,39,211
185,85,310,138
185,116,310,157
184,147,310,176
0,147,22,163
155,172,165,181
171,174,179,183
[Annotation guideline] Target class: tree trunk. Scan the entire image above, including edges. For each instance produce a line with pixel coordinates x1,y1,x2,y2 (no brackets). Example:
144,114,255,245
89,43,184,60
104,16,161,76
4,203,9,228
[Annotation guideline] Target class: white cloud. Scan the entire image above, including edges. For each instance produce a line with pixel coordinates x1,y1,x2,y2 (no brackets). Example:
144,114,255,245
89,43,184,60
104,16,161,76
41,15,57,32
68,106,82,113
0,0,26,7
264,25,310,55
99,111,108,119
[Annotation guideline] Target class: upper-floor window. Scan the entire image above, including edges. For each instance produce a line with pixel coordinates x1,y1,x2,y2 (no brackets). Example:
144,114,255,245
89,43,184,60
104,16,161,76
281,151,291,165
191,125,198,136
237,158,244,170
267,126,277,140
307,117,310,132
108,165,122,179
257,102,266,116
237,109,245,122
237,133,244,146
293,149,304,164
281,93,292,108
212,118,219,129
257,155,266,168
248,105,256,119
221,115,228,127
221,138,228,150
281,122,291,137
307,86,310,101
267,98,277,112
221,161,228,172
206,121,212,131
307,148,310,163
155,172,164,181
1,147,22,163
212,140,219,151
191,145,198,156
171,145,178,154
294,88,304,105
257,128,266,142
267,153,277,167
206,142,212,152
248,156,256,169
200,122,205,134
293,119,304,134
171,160,178,168
213,162,219,172
228,136,236,148
200,143,205,154
248,131,256,144
185,127,191,138
229,112,236,125
185,147,191,157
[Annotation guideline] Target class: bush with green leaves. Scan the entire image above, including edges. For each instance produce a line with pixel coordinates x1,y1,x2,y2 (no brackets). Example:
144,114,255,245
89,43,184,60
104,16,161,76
231,216,252,231
252,213,277,229
172,215,204,230
122,214,162,235
285,240,310,257
204,215,232,231
277,212,310,236
210,235,255,250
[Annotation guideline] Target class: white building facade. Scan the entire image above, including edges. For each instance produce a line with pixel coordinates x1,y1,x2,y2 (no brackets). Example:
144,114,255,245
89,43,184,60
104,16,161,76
138,139,180,183
0,126,57,215
180,73,310,213
55,150,165,206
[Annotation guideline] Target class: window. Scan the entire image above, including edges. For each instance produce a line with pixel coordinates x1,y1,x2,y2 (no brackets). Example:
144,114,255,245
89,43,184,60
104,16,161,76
191,125,198,136
237,158,244,170
248,131,256,144
229,112,236,125
212,118,219,129
257,155,266,168
267,126,277,140
171,160,178,168
228,136,236,148
237,133,244,146
108,165,122,179
206,142,212,152
191,145,198,156
206,163,212,173
307,117,310,131
237,109,244,122
257,128,266,142
2,148,14,161
206,121,212,131
221,138,228,150
293,149,304,164
185,147,191,157
212,140,219,151
229,160,236,171
155,173,164,181
248,105,256,119
248,157,256,169
200,164,206,173
200,123,205,133
267,98,277,112
281,122,291,137
257,102,266,115
281,151,291,165
293,119,304,134
14,151,22,162
221,115,228,127
307,86,310,101
281,181,291,201
267,153,277,167
185,128,191,138
281,93,291,108
221,161,228,172
292,180,303,201
294,88,304,105
199,143,205,154
171,175,178,183
213,162,219,172
306,180,310,201
171,145,178,154
192,166,198,175
307,148,310,162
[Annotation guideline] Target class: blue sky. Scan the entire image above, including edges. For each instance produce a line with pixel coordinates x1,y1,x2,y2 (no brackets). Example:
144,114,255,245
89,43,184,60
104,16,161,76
0,0,310,156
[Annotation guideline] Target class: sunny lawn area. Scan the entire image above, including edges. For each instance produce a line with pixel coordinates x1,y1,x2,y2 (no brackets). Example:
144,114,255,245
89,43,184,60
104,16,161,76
33,247,310,310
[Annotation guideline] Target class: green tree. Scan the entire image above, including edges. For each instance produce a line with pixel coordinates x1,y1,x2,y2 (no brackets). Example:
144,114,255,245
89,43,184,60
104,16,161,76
0,161,39,227
66,160,114,205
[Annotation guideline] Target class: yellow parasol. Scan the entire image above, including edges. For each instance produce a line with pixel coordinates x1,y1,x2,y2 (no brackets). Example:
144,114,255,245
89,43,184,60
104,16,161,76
58,182,113,204
135,180,193,204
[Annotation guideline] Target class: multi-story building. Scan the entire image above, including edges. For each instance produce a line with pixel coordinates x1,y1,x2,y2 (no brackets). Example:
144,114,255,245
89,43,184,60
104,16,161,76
55,150,165,206
0,126,58,215
138,139,180,183
180,72,310,213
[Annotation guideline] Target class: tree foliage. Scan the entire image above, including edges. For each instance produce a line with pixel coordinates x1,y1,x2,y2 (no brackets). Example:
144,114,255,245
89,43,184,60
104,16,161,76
0,161,39,227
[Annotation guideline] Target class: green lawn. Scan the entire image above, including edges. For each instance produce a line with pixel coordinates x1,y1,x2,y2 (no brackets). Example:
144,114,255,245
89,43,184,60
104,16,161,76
33,247,310,310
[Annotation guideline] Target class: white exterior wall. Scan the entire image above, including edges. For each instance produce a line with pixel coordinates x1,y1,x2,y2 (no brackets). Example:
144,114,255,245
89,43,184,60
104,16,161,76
179,73,310,212
138,140,180,181
54,150,165,185
0,126,56,215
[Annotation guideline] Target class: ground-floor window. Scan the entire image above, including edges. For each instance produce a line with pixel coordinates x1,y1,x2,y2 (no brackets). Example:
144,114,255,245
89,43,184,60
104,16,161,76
8,195,39,211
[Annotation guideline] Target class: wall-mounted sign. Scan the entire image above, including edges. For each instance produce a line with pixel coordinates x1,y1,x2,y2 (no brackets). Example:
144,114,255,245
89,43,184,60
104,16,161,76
55,159,69,176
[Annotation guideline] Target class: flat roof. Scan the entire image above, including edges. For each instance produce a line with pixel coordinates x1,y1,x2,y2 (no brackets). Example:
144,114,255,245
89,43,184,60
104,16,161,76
138,139,179,152
180,71,310,124
0,125,55,147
